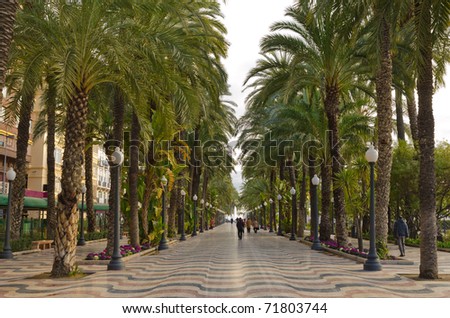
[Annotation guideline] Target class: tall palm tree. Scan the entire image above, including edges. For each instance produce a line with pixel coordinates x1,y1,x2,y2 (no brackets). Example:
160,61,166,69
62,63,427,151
414,0,449,279
249,3,370,245
0,0,18,105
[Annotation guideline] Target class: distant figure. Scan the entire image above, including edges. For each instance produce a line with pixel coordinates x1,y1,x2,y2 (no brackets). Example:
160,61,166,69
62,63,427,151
231,218,234,224
393,216,409,257
253,219,259,233
246,218,252,233
236,217,244,239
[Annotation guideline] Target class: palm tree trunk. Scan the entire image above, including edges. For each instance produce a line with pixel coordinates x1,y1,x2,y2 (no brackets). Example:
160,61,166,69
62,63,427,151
297,164,307,238
375,15,393,246
395,88,405,141
415,0,438,279
287,159,297,235
320,162,332,241
128,111,140,246
51,88,88,277
105,89,125,255
46,77,57,239
168,184,178,237
10,93,34,240
141,139,156,239
85,132,95,233
0,0,18,107
406,87,419,148
324,84,347,246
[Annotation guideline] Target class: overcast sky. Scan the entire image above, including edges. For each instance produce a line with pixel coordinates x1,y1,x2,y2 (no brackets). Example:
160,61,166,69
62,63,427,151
220,0,450,192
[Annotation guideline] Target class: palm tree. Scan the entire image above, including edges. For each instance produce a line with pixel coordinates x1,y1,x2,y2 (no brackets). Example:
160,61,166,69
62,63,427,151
414,0,449,279
0,0,18,106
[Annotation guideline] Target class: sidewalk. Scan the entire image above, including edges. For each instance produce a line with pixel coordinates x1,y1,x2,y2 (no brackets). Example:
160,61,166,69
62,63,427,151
1,225,450,297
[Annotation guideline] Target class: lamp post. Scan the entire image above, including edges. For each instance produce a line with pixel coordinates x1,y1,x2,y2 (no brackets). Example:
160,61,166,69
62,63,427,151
200,199,204,233
269,198,274,232
311,175,322,250
192,195,198,236
108,147,125,270
363,144,382,271
277,194,283,236
180,190,186,241
205,202,209,231
0,167,16,259
158,175,169,250
331,197,334,234
289,187,296,241
263,201,267,230
258,205,262,228
77,184,87,246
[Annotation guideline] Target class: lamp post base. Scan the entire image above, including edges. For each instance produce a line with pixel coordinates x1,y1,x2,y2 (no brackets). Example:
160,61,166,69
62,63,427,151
107,257,124,270
158,237,169,250
277,230,282,236
269,228,274,233
363,257,382,271
0,249,13,259
311,240,322,250
180,234,186,241
77,238,86,246
289,234,296,241
191,231,197,237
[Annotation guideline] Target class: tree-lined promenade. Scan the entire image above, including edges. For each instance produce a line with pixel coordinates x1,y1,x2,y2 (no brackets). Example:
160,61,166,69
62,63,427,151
0,0,449,282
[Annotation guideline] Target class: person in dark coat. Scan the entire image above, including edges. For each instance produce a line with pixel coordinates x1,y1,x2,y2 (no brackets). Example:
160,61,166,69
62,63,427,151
236,217,244,239
393,216,409,257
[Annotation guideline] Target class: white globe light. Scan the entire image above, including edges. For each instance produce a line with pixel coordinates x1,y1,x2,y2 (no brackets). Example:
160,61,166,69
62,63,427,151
81,184,87,193
6,167,16,181
312,174,320,186
365,144,379,163
180,189,186,196
111,147,124,165
290,187,296,195
161,175,168,186
269,198,273,203
193,194,198,201
277,194,282,201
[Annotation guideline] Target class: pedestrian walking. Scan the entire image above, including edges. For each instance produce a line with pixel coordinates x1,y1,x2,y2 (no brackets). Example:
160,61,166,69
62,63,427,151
246,218,252,233
253,219,259,233
236,217,244,239
393,216,409,257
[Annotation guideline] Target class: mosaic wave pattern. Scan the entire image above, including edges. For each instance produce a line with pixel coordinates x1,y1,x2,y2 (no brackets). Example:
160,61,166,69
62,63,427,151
1,225,450,297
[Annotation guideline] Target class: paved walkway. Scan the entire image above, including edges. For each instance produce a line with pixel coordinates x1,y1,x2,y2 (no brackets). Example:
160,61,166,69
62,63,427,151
1,224,450,297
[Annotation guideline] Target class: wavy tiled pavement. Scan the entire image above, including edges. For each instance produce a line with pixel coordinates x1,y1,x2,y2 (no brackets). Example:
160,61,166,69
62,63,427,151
1,224,450,297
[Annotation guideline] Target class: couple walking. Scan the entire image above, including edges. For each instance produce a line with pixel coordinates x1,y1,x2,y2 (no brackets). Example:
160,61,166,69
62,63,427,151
236,218,260,239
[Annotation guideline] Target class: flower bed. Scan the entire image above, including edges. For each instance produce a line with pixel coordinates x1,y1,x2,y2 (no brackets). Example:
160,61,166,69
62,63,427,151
86,244,143,260
321,239,369,258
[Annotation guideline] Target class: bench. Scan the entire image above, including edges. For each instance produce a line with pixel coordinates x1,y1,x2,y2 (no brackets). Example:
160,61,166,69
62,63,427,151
32,240,53,250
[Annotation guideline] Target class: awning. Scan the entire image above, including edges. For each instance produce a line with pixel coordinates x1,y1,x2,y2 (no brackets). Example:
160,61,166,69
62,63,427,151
0,194,109,211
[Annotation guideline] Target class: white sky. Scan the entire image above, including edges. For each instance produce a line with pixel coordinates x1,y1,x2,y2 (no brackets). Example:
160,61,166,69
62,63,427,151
221,0,450,192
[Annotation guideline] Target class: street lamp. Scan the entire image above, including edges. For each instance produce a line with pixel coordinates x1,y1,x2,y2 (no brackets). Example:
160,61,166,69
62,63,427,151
108,147,125,270
200,199,204,233
269,198,274,232
258,205,262,228
277,194,283,236
179,190,186,241
77,184,87,246
263,201,267,230
205,202,209,231
192,195,198,236
0,167,16,259
290,187,296,241
364,144,382,271
158,175,169,250
311,175,322,250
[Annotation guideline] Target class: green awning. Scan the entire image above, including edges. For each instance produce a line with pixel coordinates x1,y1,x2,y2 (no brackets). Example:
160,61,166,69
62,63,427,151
0,194,47,209
0,194,109,211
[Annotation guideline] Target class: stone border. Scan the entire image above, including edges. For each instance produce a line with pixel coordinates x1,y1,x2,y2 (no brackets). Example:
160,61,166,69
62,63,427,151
76,235,186,266
298,238,414,265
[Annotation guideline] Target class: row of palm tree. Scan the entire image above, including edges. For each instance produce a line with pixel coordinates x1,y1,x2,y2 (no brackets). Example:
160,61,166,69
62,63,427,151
238,0,449,279
1,0,237,277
